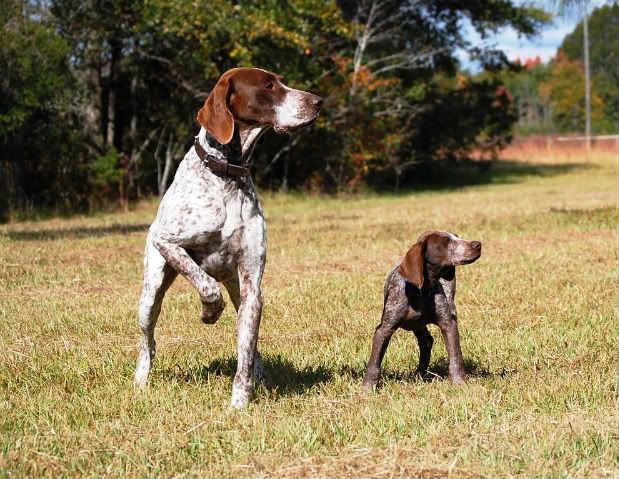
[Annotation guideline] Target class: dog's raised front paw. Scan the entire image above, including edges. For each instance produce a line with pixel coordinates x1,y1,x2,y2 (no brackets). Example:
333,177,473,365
201,295,225,324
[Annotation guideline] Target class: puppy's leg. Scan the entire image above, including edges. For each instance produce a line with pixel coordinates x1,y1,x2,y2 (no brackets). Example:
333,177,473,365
223,276,270,387
153,239,225,324
436,307,466,384
361,309,401,392
230,217,266,409
134,241,177,389
413,327,434,380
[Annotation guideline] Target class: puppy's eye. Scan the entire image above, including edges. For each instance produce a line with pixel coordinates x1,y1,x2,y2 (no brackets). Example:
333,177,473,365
265,82,274,90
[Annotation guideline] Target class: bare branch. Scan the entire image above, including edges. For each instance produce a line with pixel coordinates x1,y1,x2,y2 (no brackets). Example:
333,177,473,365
261,134,303,176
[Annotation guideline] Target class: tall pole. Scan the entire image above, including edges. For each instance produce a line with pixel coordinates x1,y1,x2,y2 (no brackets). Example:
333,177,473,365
583,0,591,152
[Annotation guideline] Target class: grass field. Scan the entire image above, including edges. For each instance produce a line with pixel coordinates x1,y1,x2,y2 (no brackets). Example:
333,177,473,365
1,150,617,478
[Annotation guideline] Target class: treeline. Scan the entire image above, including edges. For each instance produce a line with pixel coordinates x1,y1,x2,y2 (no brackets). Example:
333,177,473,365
502,4,619,136
0,0,548,220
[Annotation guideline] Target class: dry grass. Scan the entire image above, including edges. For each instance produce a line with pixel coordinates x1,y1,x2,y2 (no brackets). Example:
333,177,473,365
0,151,617,478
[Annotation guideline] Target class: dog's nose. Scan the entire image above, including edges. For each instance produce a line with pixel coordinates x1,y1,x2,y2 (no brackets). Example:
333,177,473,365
312,95,323,109
471,241,481,250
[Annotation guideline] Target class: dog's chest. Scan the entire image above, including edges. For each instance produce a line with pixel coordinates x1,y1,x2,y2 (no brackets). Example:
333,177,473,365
188,195,262,280
155,160,261,247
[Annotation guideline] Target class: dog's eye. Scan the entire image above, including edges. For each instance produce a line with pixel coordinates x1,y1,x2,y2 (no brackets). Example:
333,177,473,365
265,82,274,90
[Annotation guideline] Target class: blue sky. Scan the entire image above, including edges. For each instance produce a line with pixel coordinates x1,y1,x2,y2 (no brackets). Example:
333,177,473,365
459,0,608,71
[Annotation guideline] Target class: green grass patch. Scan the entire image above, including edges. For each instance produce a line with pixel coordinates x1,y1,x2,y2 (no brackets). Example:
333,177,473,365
0,154,617,477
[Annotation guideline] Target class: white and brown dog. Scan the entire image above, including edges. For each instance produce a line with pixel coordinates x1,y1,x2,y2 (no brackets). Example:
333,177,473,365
134,68,322,408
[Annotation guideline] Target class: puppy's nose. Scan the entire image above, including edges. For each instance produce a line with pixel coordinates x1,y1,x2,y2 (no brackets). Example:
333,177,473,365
312,95,323,109
471,241,481,250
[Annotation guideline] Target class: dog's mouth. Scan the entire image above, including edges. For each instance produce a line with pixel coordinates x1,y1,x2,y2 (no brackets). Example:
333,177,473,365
454,252,481,266
274,111,320,134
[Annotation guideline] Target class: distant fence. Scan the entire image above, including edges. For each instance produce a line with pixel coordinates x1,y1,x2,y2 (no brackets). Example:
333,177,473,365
556,135,619,142
501,134,619,162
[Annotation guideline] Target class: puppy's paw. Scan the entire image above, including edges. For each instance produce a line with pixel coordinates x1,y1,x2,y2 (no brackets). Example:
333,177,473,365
415,369,433,382
449,374,466,385
361,381,377,394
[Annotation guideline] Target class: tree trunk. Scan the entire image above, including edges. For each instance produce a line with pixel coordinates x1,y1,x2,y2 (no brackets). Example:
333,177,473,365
159,132,179,197
583,0,591,152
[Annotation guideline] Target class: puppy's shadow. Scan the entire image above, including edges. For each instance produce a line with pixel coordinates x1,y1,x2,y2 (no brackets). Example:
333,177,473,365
162,355,333,395
382,357,498,382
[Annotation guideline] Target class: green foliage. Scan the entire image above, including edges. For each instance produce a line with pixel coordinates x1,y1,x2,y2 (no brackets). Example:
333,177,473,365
0,1,88,220
541,53,607,133
1,0,551,217
0,1,72,139
91,149,123,187
559,3,619,132
503,4,619,136
501,58,553,135
502,53,613,135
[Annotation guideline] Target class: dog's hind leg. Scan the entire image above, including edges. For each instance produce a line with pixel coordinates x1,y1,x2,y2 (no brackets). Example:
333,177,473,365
222,276,270,387
361,284,407,392
361,319,399,392
134,240,177,389
413,326,434,380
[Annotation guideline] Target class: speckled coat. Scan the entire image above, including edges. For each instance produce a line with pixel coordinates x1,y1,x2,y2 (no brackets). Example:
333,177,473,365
133,68,322,409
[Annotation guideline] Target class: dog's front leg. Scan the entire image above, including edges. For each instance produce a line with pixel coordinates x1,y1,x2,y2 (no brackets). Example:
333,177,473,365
223,276,270,386
231,218,266,409
435,298,466,384
153,238,225,324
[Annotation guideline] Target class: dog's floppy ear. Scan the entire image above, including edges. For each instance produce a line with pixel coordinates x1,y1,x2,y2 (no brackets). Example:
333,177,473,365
441,266,455,281
197,73,234,145
399,240,425,289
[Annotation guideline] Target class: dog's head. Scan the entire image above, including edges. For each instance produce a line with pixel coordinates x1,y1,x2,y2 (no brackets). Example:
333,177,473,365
399,231,481,289
197,67,323,144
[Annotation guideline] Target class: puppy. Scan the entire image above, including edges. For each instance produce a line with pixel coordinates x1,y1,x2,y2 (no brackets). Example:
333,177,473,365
362,231,481,391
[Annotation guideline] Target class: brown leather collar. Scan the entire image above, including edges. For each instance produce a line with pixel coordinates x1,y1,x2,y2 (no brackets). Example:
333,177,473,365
194,138,250,177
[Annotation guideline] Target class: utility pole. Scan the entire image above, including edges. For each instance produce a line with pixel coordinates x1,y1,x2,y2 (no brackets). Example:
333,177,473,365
582,0,591,152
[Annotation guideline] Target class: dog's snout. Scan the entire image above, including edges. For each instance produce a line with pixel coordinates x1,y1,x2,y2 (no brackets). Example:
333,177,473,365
471,241,481,251
312,95,323,109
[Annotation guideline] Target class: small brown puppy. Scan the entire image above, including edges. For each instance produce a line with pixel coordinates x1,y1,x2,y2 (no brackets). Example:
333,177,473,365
362,231,481,391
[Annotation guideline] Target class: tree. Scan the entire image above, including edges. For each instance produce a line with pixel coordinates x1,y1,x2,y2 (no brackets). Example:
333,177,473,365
559,3,619,134
502,57,554,135
1,0,549,218
0,0,84,219
307,0,549,189
539,53,606,133
549,0,594,147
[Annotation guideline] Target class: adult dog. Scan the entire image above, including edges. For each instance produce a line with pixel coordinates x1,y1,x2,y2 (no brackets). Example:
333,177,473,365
134,68,322,408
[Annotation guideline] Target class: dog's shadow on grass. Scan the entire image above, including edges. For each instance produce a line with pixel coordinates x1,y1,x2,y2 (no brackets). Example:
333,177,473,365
380,357,500,383
163,355,333,395
162,354,508,396
4,223,149,241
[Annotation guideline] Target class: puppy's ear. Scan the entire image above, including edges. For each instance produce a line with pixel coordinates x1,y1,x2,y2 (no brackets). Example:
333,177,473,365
399,241,425,288
197,73,234,145
441,266,455,281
